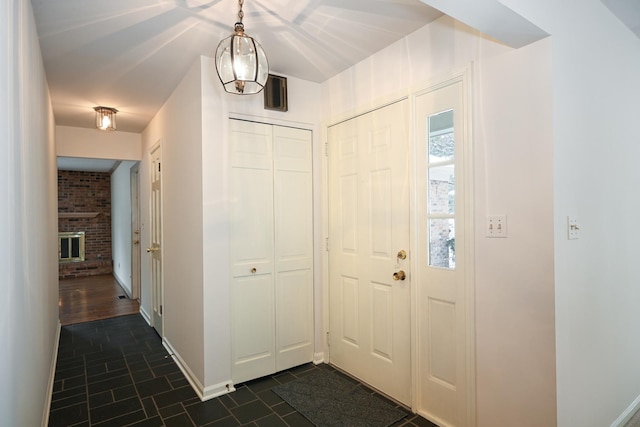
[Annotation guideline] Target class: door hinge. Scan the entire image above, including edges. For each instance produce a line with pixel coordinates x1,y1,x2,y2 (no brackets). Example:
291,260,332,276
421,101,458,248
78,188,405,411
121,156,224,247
158,162,161,172
325,237,329,251
160,304,163,315
326,331,330,347
324,141,329,157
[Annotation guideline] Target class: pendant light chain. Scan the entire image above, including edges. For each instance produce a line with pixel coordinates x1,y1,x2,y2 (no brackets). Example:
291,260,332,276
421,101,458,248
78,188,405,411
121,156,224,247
238,0,244,23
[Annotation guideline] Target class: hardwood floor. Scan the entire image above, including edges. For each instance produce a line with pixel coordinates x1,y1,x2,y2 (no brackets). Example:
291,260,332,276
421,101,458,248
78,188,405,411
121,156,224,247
58,274,139,325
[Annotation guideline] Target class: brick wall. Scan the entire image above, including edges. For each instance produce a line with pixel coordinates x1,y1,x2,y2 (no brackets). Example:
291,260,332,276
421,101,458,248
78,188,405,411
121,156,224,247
58,170,112,279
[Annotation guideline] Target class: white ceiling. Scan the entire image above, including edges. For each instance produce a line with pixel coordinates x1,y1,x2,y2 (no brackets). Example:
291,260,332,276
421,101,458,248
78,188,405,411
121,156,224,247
31,0,640,139
32,0,444,133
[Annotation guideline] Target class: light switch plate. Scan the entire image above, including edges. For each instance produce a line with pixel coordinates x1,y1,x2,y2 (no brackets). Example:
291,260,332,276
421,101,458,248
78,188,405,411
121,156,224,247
487,215,507,238
568,216,579,239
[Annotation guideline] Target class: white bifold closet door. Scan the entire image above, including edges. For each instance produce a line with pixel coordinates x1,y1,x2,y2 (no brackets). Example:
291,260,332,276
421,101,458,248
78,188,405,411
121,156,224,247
230,119,314,384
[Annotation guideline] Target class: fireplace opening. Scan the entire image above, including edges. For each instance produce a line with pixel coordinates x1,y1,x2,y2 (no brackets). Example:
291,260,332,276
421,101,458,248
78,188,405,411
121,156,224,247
59,231,85,262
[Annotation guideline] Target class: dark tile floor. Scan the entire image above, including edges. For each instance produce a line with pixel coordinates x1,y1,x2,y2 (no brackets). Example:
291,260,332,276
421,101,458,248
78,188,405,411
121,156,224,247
49,314,437,427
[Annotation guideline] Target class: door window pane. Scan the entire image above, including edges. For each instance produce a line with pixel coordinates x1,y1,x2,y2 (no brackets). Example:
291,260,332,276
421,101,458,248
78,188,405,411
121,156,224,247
428,218,455,269
427,109,455,269
428,165,455,215
428,110,454,163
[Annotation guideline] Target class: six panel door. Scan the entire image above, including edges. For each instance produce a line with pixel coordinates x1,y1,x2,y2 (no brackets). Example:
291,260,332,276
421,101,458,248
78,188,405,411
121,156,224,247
328,100,412,405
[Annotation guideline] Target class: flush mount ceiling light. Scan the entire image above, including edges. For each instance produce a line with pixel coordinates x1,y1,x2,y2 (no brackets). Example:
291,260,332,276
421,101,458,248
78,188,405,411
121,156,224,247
215,0,268,95
94,106,118,131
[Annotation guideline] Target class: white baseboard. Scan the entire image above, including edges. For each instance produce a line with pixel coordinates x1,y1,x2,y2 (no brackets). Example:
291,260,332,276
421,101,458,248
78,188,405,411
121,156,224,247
42,321,61,427
202,381,236,401
139,306,151,325
612,394,640,427
113,273,132,299
162,338,234,402
313,352,325,365
416,408,452,427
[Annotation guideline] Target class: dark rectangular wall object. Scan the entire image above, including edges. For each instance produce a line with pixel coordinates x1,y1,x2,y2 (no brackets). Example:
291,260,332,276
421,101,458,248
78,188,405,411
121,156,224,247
264,74,288,112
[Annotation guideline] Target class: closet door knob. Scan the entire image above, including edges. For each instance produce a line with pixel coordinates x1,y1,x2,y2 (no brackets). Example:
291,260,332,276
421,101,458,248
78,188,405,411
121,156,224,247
251,267,257,274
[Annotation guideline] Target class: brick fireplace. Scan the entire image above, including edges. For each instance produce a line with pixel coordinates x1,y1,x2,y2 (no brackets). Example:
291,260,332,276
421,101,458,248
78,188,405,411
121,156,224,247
58,170,112,279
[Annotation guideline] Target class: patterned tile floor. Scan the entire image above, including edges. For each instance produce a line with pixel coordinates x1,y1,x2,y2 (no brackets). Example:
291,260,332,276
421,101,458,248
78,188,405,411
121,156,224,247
48,314,437,427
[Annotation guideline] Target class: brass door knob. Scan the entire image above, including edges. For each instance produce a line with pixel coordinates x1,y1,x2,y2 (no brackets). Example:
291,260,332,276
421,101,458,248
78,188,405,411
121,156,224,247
393,270,406,281
251,267,257,274
146,247,159,253
397,250,407,260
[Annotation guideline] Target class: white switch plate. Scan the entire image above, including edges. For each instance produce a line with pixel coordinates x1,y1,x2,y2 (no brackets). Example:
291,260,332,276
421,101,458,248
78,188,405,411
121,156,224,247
567,216,579,239
487,215,507,238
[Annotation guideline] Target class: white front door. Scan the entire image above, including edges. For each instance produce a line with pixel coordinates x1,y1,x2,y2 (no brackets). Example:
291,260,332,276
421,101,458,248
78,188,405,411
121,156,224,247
415,79,471,427
149,145,163,336
328,100,411,405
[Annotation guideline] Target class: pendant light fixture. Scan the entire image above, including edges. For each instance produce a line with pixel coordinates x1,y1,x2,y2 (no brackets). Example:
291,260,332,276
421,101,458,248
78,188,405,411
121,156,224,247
215,0,268,95
94,106,118,131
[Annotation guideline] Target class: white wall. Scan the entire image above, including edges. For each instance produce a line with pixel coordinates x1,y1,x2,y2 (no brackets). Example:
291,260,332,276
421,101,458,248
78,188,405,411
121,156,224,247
0,0,59,426
498,0,640,425
141,60,206,386
111,160,138,296
56,125,142,160
322,16,556,427
472,38,555,427
140,55,322,397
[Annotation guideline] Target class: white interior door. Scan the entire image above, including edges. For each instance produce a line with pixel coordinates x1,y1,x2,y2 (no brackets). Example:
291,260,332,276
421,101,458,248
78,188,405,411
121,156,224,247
328,100,411,405
415,80,470,427
230,120,275,383
149,145,163,336
130,163,141,301
273,126,314,371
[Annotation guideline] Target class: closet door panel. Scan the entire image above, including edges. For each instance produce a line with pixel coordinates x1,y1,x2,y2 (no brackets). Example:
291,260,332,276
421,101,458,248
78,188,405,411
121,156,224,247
230,167,274,277
230,120,276,382
274,126,313,370
232,274,275,383
276,268,313,370
230,120,273,169
274,172,312,271
230,120,274,278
